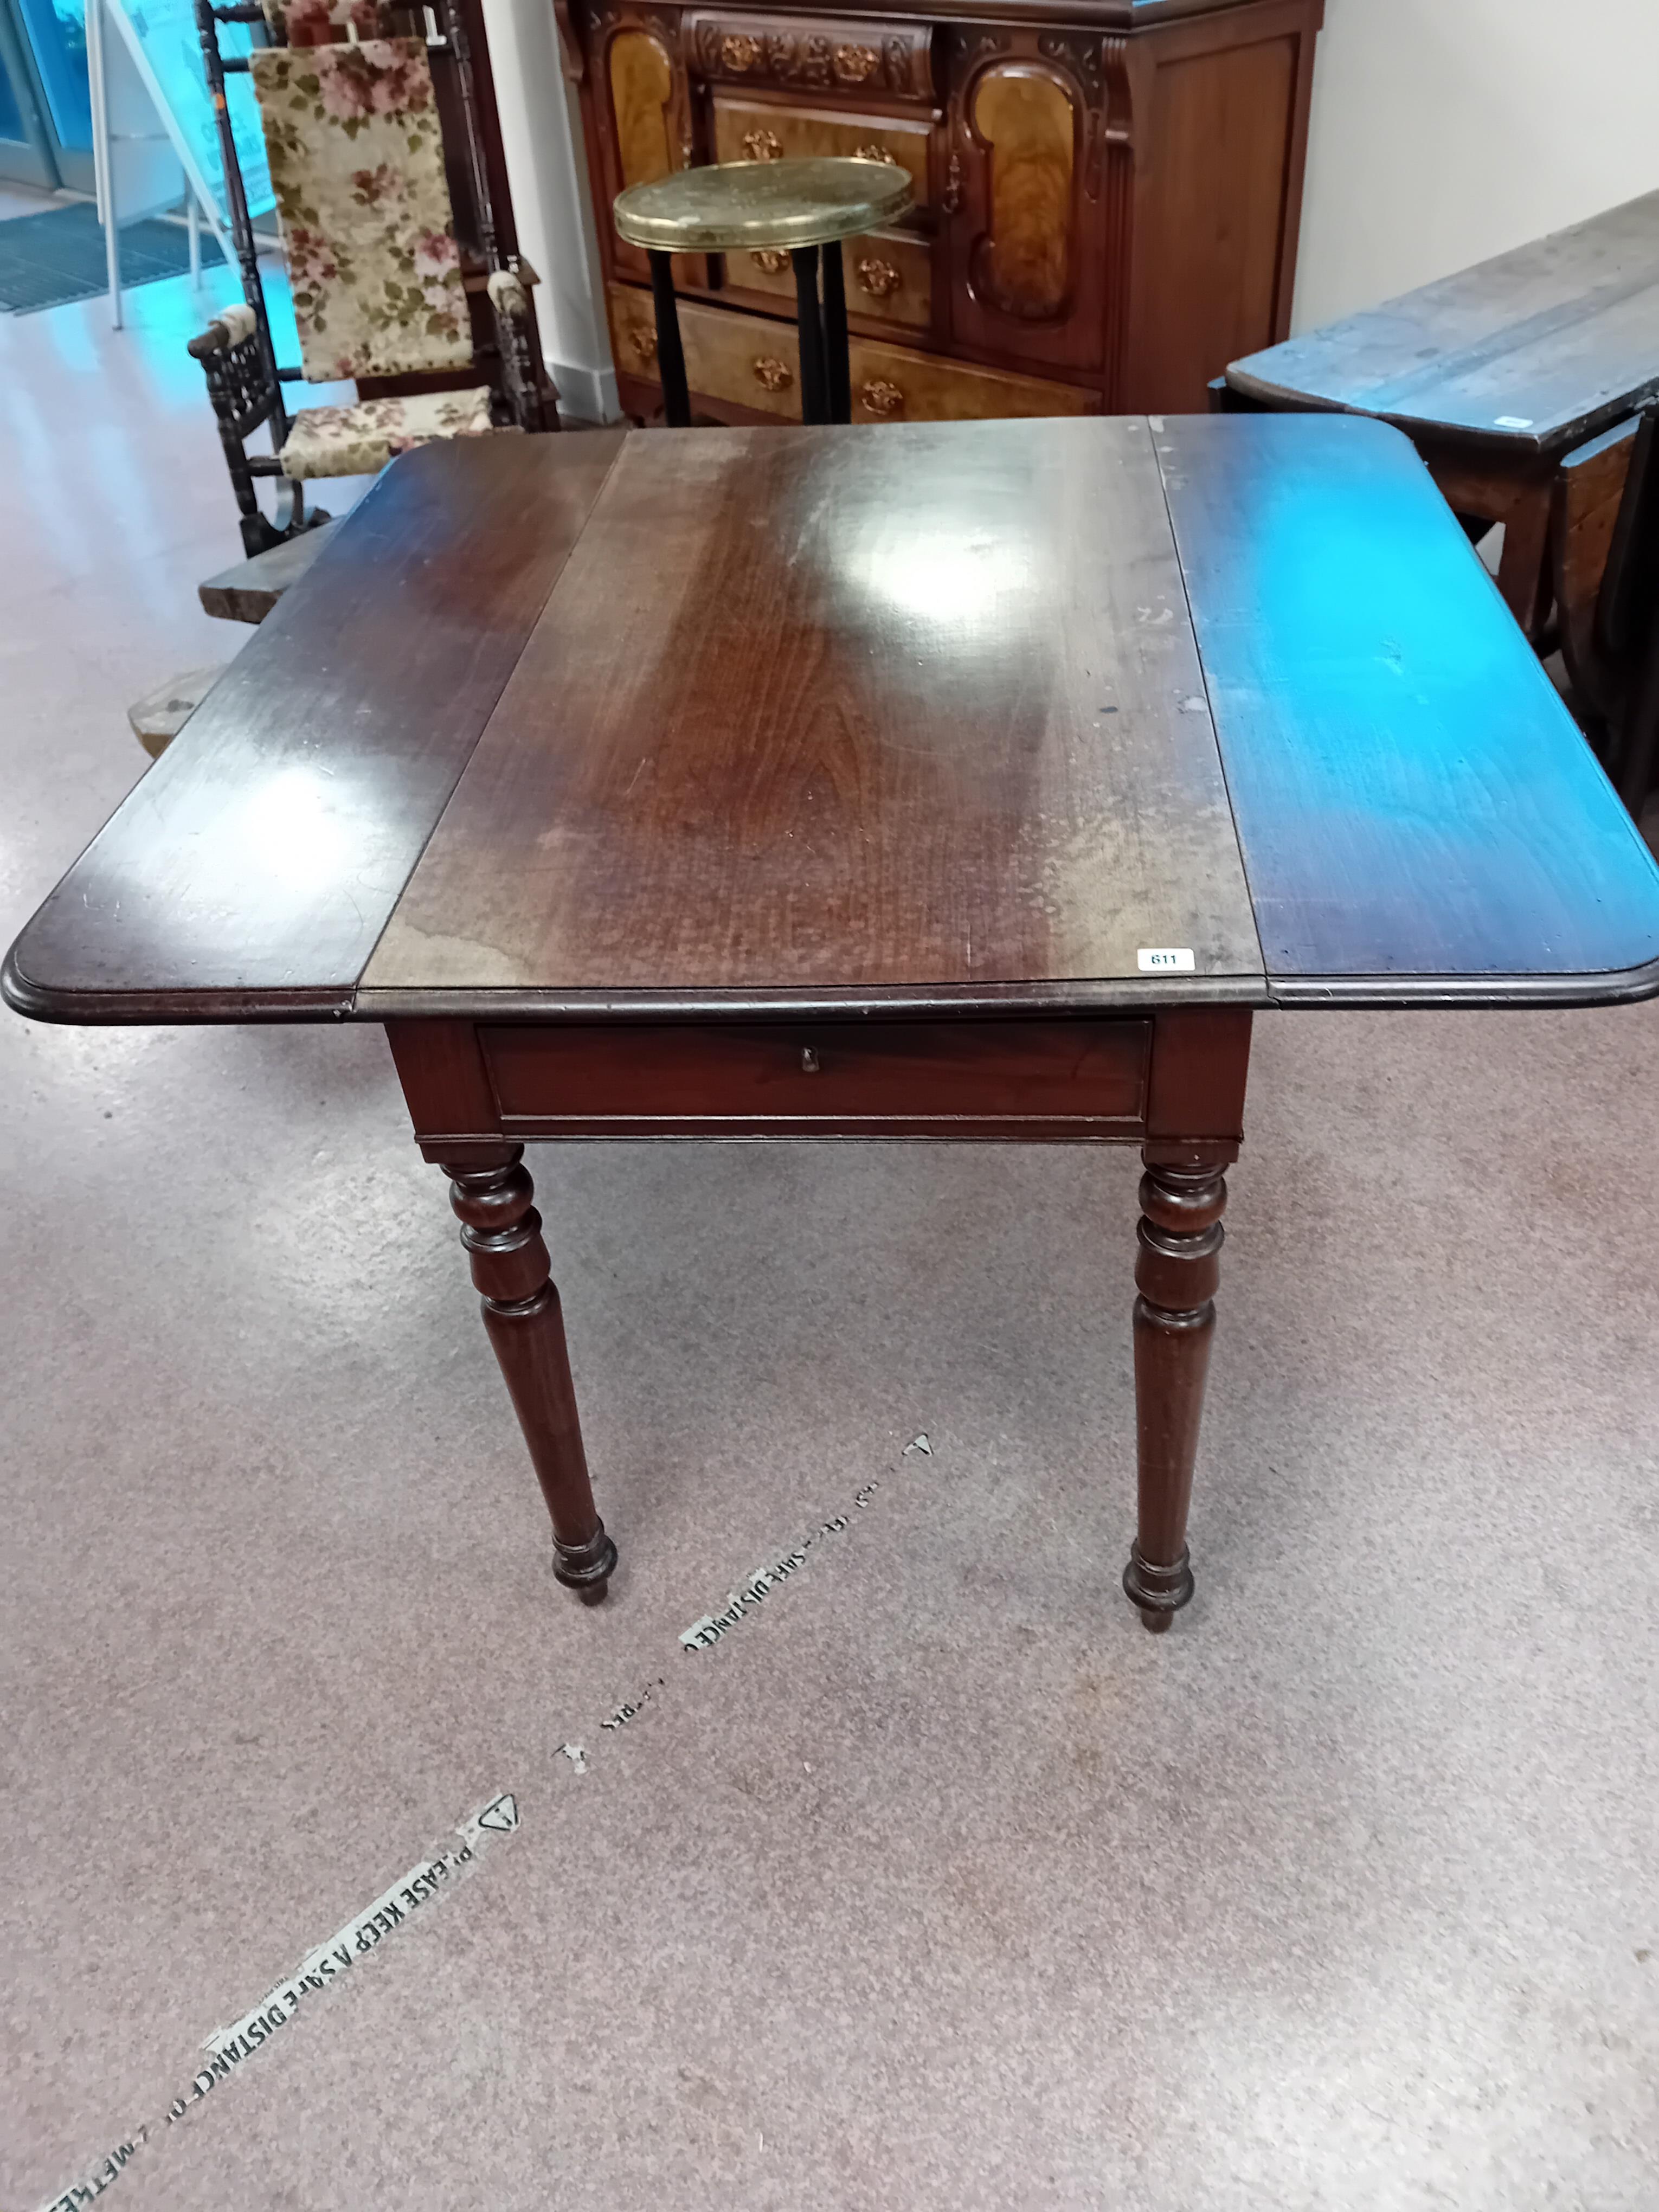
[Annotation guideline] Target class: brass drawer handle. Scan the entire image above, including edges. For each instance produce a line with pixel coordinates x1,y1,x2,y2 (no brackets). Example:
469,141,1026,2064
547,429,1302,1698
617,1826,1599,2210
628,326,658,363
741,127,783,162
856,255,901,299
859,376,904,417
800,1046,820,1073
749,247,789,276
852,142,899,166
753,355,793,391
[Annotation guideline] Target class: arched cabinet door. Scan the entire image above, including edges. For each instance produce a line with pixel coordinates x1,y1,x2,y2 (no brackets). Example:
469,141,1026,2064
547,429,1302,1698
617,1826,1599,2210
946,31,1113,378
591,6,704,288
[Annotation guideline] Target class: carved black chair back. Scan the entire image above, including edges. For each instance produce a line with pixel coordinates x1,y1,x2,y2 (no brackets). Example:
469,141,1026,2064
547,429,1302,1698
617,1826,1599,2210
188,0,556,558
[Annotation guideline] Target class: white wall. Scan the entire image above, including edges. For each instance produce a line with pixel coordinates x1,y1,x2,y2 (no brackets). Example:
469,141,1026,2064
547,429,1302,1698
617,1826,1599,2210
481,0,1659,415
1294,0,1659,330
479,0,616,421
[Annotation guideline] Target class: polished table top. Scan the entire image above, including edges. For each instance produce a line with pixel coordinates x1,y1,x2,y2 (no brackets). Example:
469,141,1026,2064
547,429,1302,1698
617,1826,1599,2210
8,415,1659,1027
1226,190,1659,458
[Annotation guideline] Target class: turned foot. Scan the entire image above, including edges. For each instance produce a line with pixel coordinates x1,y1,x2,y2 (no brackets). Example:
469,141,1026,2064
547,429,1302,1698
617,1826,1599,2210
554,1522,618,1603
1123,1540,1194,1631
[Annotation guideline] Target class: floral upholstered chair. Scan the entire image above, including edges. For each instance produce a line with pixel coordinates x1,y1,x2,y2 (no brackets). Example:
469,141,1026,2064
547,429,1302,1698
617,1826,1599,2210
190,9,552,556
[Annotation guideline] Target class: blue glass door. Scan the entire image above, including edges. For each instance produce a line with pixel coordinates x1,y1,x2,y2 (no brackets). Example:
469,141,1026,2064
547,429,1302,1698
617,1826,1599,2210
0,0,95,192
0,0,56,184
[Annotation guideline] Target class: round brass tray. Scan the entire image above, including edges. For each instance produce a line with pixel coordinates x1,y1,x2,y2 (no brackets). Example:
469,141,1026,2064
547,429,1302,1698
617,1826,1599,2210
614,157,914,255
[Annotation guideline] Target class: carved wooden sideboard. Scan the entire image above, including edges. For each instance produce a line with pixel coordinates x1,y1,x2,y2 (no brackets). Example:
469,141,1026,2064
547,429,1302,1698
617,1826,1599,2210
557,0,1322,426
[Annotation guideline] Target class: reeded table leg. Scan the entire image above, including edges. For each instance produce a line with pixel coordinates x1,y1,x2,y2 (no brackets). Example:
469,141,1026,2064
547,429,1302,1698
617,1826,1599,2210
1123,1147,1228,1632
440,1145,616,1603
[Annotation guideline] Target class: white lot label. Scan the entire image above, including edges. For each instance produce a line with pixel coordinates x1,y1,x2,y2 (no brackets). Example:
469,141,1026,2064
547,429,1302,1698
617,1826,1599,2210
1137,947,1195,973
1494,415,1534,429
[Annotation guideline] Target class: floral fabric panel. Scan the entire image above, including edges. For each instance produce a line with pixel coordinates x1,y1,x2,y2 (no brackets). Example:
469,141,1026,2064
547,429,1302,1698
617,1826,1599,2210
279,387,501,479
249,38,474,382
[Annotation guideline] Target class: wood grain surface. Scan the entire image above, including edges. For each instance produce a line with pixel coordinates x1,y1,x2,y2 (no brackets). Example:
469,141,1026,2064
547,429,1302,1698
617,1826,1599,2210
480,1015,1150,1138
361,417,1264,1001
3,432,627,1021
1153,411,1659,988
1225,190,1659,454
12,417,1659,1032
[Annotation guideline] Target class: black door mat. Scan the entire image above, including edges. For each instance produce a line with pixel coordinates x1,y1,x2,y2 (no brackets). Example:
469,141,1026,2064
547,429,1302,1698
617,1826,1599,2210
0,201,226,314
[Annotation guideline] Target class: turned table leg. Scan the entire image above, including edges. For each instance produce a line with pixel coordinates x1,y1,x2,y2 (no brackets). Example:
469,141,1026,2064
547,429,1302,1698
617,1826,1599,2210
1123,1147,1228,1632
440,1146,616,1603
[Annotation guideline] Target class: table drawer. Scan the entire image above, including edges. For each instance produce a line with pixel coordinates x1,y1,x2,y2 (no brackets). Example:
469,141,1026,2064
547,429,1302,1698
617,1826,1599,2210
616,282,808,417
612,281,809,417
712,95,933,205
849,335,1096,423
729,226,931,333
482,1019,1149,1139
691,300,802,417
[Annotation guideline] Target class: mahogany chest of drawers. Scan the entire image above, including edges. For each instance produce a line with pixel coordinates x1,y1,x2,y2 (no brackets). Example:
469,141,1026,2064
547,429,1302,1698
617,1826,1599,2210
556,0,1323,425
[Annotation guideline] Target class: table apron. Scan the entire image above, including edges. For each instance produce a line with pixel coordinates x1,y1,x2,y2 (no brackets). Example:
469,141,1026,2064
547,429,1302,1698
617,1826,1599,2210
384,1010,1253,1158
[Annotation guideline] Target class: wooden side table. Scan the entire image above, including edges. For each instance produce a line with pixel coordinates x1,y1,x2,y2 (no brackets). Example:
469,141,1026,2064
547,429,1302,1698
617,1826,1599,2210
1221,190,1659,637
8,419,1659,1632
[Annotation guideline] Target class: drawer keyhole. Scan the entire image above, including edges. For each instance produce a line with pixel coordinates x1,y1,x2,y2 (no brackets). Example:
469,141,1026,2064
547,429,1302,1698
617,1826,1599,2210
800,1046,821,1075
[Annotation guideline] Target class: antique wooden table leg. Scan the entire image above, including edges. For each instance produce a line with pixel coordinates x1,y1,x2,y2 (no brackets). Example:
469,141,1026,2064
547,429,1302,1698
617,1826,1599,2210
1423,445,1559,641
439,1144,616,1603
1123,1008,1250,1632
1123,1146,1228,1631
1493,484,1555,637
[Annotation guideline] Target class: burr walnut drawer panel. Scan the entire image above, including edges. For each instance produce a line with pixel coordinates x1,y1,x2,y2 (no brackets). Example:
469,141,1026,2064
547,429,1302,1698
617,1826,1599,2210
711,96,933,204
610,281,807,415
664,283,805,413
727,226,931,332
481,1020,1150,1138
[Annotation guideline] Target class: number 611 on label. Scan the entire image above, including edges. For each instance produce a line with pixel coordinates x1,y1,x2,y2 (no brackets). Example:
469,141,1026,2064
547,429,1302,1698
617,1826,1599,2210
1137,947,1195,972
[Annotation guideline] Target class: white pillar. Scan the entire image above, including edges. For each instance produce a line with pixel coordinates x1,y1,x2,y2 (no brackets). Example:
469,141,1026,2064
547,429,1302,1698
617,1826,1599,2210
86,0,124,329
478,0,618,422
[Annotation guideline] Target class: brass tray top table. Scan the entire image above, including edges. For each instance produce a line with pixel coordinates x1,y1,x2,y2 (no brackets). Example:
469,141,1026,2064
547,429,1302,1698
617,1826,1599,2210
9,417,1659,1630
614,157,913,428
1220,190,1659,639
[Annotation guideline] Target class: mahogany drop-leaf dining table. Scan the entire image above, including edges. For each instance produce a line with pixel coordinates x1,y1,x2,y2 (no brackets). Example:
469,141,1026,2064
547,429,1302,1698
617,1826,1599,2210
9,416,1659,1630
